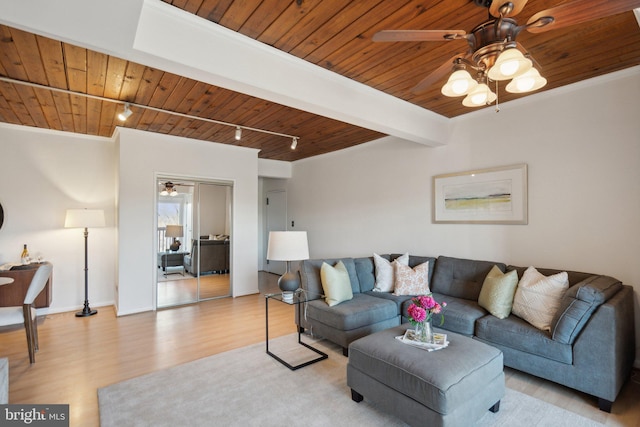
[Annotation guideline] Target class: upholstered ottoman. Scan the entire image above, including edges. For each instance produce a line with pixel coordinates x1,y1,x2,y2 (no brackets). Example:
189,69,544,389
347,325,504,427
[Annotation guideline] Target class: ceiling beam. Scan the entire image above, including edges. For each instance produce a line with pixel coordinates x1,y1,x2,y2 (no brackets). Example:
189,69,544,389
0,0,449,147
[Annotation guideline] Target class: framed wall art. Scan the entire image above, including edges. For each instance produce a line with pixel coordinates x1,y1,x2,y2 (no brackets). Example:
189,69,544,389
432,164,528,224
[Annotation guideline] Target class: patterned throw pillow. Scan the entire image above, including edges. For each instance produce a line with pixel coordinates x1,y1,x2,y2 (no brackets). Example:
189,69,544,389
320,261,353,307
478,265,519,319
512,266,569,331
393,261,430,296
373,252,409,292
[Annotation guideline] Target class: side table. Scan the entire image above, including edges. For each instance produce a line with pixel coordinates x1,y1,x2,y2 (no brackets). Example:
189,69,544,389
158,252,188,277
265,291,328,370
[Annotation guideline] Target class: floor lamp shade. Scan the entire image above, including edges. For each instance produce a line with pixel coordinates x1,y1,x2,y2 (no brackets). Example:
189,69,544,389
65,208,105,317
64,209,105,229
267,231,309,299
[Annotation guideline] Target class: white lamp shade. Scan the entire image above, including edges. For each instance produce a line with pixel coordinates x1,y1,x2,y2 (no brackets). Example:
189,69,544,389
462,83,497,107
165,225,184,238
487,48,532,81
506,68,547,93
64,209,105,228
441,69,477,97
267,231,309,261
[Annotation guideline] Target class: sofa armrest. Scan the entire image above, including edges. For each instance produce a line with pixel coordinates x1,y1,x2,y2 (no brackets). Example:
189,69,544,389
551,275,622,344
571,285,635,403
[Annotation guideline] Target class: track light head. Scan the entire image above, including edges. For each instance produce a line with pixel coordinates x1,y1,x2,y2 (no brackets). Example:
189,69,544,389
291,137,298,150
235,126,242,141
118,103,132,121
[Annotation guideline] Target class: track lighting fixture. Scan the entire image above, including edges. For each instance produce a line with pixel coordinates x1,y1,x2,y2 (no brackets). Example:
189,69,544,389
0,77,301,147
291,137,298,150
118,103,132,121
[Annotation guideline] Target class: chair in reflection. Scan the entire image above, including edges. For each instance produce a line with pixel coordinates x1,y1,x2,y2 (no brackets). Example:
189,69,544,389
0,263,53,363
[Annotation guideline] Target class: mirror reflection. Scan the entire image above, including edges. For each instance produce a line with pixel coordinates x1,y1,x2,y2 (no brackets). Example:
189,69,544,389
156,179,232,308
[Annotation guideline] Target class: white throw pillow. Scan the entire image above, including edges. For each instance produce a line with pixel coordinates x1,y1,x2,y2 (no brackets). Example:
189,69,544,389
512,266,569,331
373,253,409,292
393,261,430,296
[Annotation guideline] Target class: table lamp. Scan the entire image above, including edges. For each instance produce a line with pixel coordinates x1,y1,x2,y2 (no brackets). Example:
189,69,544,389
266,231,309,302
65,208,105,317
165,225,184,251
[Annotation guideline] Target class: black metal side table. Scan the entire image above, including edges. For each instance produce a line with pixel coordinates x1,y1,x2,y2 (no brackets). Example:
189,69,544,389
265,291,328,370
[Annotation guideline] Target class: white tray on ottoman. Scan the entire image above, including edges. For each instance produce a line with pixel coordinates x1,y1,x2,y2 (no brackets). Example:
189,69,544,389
347,324,504,427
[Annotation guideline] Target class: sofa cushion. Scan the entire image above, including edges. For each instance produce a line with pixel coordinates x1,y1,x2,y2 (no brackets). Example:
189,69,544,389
301,258,360,295
393,261,430,296
373,253,408,292
402,293,484,336
430,256,505,301
478,266,519,319
306,293,398,331
551,275,622,344
512,266,569,331
475,314,572,364
320,261,353,307
354,257,376,292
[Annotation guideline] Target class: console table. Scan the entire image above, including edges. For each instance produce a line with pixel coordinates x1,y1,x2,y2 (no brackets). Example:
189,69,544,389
0,263,52,308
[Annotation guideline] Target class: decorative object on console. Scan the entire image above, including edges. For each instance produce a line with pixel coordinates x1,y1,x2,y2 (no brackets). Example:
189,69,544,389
65,208,105,317
266,231,309,302
165,225,184,251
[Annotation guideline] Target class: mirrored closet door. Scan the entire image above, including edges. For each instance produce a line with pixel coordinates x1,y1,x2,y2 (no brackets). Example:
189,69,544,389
156,178,232,309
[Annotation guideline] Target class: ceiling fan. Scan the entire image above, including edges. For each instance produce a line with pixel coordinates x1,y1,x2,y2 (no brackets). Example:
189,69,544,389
373,0,640,107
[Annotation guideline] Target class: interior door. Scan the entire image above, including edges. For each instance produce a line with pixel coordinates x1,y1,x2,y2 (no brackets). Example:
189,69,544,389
265,190,287,275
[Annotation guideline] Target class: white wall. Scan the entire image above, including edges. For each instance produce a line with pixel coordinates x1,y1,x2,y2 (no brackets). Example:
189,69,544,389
287,68,640,365
116,128,259,315
0,124,116,314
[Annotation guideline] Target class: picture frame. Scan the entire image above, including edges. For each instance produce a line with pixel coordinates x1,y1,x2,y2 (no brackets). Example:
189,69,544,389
432,164,528,224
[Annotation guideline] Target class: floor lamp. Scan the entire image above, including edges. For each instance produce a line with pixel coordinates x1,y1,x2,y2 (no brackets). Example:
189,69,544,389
65,208,105,317
266,231,309,302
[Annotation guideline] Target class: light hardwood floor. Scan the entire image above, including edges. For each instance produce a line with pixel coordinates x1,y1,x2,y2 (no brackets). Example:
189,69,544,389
1,272,638,426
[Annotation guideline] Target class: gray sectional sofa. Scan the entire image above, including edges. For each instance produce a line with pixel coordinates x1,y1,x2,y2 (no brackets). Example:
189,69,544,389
296,254,636,412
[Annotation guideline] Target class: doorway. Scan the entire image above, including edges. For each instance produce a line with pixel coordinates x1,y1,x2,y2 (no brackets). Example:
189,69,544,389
265,189,287,275
156,177,233,308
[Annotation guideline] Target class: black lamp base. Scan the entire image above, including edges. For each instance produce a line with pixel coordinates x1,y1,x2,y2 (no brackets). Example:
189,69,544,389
76,301,97,317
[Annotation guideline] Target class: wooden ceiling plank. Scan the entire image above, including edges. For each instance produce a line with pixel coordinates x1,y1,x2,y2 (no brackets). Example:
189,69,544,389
177,81,211,115
133,67,165,105
35,37,67,89
238,0,291,39
200,0,235,23
0,88,22,124
159,77,197,112
271,1,353,54
147,73,182,108
97,100,117,137
103,57,128,100
1,81,36,127
10,28,49,85
31,87,63,130
288,0,387,59
15,85,50,128
257,0,323,47
218,0,262,32
86,98,102,135
119,62,147,102
86,50,109,97
50,92,76,132
0,26,30,81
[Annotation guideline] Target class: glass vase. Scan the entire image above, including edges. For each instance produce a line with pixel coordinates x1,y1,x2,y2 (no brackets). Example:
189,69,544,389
414,320,433,343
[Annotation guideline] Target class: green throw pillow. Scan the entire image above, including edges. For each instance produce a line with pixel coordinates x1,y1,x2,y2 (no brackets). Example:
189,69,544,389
320,261,353,307
478,265,518,319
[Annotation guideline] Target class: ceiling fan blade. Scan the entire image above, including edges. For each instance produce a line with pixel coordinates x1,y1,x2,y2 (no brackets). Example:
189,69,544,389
372,30,466,42
489,0,529,18
411,55,468,94
526,0,640,34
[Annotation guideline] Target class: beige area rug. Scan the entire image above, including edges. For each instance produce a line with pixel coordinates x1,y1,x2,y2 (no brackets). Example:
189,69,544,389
98,335,604,427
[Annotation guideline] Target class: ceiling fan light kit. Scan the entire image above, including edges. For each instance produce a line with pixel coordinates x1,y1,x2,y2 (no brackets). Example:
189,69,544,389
372,0,640,109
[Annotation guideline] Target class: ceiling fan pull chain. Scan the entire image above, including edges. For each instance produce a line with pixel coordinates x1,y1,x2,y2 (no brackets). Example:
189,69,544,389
495,79,500,113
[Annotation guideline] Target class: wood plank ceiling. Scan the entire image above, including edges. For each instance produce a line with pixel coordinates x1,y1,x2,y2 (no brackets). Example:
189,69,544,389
1,0,639,161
